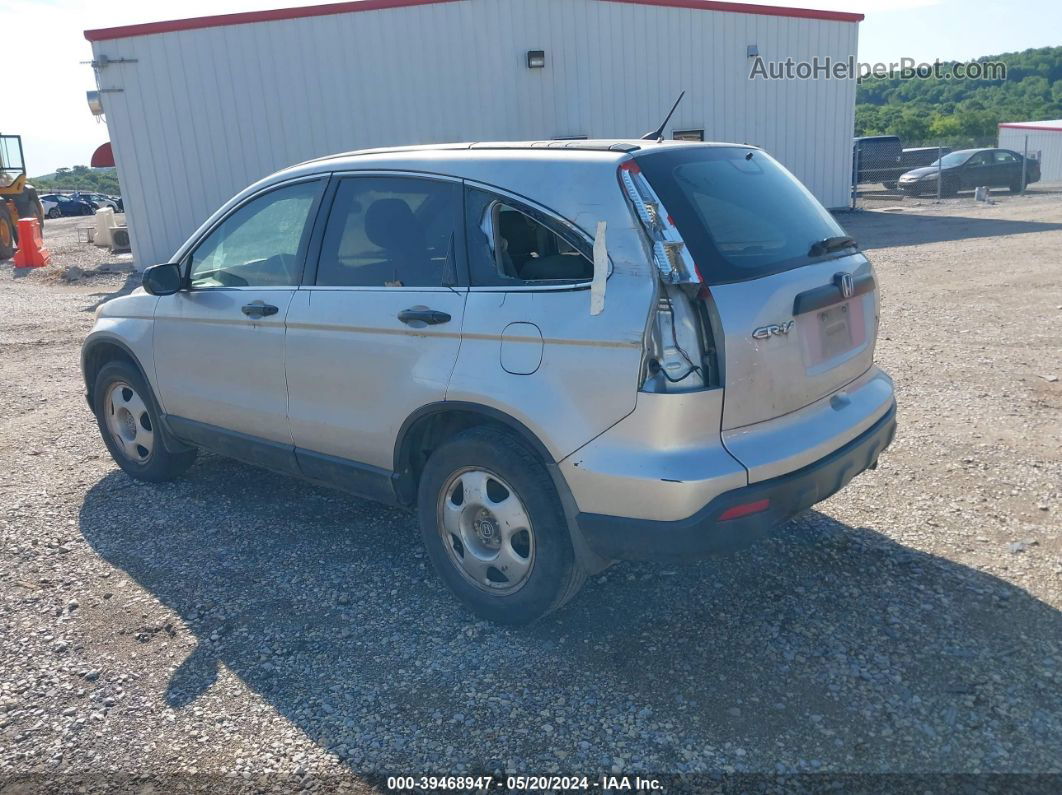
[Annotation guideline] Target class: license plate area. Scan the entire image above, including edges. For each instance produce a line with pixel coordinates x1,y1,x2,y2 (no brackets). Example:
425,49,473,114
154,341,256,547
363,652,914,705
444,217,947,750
819,303,853,359
800,299,865,368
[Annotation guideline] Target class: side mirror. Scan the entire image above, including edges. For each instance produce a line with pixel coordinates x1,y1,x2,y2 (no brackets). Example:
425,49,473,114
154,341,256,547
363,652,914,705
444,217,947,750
142,262,183,296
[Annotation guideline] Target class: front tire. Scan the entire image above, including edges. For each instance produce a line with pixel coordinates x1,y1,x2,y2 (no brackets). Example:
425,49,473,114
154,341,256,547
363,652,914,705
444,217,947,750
0,205,15,261
47,207,60,219
93,360,197,482
417,427,586,625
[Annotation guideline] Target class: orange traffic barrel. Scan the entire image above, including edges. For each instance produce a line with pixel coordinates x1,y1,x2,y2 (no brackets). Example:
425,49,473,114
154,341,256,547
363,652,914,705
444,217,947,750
13,217,50,268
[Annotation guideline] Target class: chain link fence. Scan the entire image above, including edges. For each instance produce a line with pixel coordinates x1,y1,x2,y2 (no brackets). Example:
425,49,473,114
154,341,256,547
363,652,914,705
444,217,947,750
850,136,1043,207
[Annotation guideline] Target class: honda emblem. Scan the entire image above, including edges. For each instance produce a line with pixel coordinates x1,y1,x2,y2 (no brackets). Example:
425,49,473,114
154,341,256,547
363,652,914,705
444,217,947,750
835,272,854,299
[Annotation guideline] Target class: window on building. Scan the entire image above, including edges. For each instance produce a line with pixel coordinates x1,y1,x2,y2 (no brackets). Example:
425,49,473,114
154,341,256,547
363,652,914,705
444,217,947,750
673,129,705,142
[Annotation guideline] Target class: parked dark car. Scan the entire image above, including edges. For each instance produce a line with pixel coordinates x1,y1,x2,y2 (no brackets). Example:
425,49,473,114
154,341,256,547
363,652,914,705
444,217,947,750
853,135,902,187
70,193,99,210
39,193,95,217
900,146,950,171
898,148,1041,197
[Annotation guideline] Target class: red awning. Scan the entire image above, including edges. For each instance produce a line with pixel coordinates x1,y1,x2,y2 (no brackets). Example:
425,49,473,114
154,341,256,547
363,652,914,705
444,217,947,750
90,142,114,168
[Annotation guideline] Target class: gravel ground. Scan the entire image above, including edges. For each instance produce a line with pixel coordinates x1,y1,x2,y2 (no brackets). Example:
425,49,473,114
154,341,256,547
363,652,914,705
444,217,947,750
34,215,136,277
1,194,1060,790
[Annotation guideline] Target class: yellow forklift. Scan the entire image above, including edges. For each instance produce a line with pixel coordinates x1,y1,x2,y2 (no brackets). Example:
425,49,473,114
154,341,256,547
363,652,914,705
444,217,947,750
0,134,45,260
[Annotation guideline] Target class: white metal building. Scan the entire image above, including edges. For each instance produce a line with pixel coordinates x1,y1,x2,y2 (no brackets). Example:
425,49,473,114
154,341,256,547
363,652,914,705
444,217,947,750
998,120,1062,184
84,0,863,268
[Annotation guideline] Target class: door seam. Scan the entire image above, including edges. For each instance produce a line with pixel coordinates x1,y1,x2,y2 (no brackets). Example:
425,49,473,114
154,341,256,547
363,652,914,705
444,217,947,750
281,289,300,448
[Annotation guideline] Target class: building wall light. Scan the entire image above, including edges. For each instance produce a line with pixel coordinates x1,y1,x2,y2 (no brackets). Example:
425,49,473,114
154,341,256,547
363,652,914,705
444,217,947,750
527,50,546,69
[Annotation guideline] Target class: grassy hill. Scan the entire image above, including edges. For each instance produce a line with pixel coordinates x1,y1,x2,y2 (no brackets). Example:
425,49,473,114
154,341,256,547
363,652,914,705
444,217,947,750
30,165,120,196
855,45,1062,146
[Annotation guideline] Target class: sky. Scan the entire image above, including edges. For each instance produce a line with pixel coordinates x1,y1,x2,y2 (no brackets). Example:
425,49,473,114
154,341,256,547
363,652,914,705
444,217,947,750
5,0,1062,176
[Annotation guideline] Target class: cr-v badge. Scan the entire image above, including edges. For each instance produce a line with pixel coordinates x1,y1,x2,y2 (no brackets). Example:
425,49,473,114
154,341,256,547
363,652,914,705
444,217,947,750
752,321,794,340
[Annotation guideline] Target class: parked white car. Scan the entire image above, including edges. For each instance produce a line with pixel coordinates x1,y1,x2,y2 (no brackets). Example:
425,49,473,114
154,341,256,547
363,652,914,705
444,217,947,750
40,195,59,219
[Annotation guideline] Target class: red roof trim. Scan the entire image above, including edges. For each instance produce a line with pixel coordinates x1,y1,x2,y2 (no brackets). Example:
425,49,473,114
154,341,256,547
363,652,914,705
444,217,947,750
998,122,1062,133
85,0,464,42
602,0,862,22
84,0,862,42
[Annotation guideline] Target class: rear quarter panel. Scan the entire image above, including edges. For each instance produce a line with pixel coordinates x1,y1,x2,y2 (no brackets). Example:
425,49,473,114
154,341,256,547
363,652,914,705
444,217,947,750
447,271,652,462
446,157,655,461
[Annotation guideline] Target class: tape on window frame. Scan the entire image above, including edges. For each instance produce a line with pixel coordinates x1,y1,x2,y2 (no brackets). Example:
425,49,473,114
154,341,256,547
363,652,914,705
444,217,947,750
591,221,607,316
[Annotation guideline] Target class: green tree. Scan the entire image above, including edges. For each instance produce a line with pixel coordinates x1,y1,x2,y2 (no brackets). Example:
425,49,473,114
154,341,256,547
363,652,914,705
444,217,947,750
929,114,963,139
29,167,121,196
855,45,1062,146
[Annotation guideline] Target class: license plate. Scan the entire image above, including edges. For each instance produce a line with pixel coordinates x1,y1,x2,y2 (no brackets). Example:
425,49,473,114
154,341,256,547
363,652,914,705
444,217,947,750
818,302,854,359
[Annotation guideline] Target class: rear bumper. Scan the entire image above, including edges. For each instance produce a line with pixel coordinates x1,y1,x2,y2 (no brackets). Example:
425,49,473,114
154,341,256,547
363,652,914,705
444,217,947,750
576,402,896,561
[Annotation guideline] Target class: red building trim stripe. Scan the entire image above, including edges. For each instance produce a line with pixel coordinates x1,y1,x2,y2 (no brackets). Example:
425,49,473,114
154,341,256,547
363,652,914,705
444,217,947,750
602,0,862,22
85,0,862,42
998,122,1062,133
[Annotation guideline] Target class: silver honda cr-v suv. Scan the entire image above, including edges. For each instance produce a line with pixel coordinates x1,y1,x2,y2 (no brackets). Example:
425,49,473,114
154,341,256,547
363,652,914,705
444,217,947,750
83,141,896,624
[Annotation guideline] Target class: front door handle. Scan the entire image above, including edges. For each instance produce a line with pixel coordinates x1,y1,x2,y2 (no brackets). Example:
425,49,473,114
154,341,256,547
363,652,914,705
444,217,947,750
242,301,279,319
398,307,451,326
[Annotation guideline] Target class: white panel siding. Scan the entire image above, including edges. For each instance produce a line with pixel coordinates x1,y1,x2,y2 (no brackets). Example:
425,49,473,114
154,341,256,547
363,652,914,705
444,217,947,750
91,0,859,267
998,127,1062,184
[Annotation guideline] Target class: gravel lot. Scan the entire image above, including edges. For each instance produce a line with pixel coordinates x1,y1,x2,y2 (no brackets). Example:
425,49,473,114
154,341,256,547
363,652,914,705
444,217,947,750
34,215,136,275
1,195,1060,790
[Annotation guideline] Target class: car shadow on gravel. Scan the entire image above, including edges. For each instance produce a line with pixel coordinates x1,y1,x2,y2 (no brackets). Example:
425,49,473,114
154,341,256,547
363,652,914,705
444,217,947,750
80,272,142,313
78,456,1062,772
842,212,1062,250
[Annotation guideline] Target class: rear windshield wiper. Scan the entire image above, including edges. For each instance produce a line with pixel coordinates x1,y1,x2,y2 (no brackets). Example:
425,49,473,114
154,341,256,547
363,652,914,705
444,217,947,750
808,236,858,257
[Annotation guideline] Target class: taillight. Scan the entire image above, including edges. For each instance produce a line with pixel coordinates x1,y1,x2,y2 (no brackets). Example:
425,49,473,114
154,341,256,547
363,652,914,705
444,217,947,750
622,158,720,392
617,159,701,285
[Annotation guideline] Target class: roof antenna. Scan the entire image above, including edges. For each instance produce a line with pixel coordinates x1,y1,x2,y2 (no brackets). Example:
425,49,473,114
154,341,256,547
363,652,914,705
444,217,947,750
641,90,685,142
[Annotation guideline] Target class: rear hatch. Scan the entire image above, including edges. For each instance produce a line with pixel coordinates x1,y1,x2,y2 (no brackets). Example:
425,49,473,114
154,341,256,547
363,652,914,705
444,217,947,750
708,253,876,430
636,146,891,481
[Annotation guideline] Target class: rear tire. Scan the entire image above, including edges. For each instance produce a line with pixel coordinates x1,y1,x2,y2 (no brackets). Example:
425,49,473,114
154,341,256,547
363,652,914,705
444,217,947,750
417,427,586,625
93,360,197,482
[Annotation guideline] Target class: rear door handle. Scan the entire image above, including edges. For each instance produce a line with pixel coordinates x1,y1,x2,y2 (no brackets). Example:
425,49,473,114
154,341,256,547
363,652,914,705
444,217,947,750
242,301,279,318
398,307,451,326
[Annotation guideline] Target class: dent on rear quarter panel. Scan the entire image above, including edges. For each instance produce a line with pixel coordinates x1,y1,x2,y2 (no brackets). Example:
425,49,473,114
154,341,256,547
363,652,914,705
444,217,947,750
446,270,652,463
444,155,656,461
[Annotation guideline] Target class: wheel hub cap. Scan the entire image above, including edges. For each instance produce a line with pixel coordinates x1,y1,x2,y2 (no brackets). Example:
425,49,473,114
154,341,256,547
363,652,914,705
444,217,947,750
473,512,500,546
438,468,535,594
103,381,154,464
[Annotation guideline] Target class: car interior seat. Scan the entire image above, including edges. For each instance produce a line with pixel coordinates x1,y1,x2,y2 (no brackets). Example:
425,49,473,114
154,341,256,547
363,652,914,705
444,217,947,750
364,198,432,285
